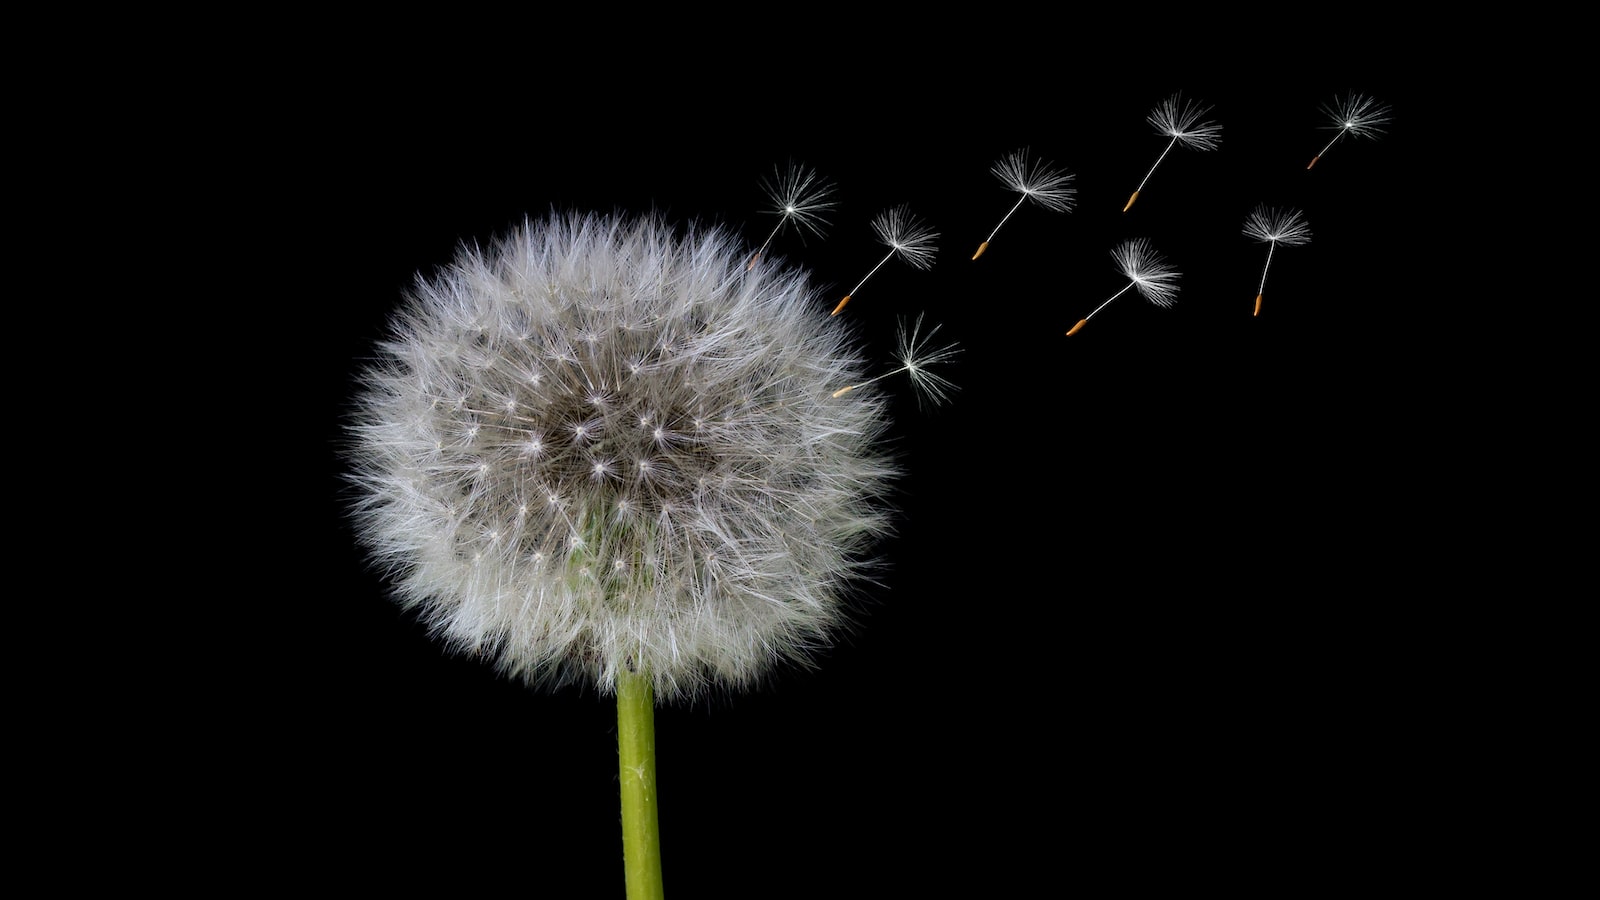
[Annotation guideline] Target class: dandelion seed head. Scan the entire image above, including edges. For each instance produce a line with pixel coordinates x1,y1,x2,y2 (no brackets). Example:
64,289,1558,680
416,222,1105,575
1322,92,1392,139
992,148,1077,214
1147,92,1222,150
1243,205,1312,246
344,210,902,703
871,205,939,271
1113,238,1181,308
892,315,961,408
760,162,837,241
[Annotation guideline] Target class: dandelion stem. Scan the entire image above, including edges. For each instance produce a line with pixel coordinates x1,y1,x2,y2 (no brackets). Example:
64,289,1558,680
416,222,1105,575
755,223,783,259
747,222,783,269
1127,138,1177,210
618,665,664,900
975,196,1028,257
833,252,895,315
1258,241,1277,294
1087,282,1134,321
1069,283,1135,336
831,366,902,398
1309,133,1341,169
850,253,895,298
1255,242,1277,316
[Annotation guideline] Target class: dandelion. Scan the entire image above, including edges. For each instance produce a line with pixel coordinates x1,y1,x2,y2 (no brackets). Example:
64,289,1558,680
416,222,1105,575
831,204,939,315
972,147,1076,260
345,210,929,899
1066,238,1180,335
1243,205,1311,316
346,211,899,699
1123,92,1222,212
748,162,837,269
1307,92,1392,169
831,313,961,407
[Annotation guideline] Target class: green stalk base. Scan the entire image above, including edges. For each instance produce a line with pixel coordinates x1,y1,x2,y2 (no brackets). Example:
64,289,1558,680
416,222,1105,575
617,667,664,900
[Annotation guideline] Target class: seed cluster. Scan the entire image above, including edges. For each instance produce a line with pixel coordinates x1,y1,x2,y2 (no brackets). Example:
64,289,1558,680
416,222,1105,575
348,212,898,700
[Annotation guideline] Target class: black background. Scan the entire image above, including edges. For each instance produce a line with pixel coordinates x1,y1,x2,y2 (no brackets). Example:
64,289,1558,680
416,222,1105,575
271,26,1429,898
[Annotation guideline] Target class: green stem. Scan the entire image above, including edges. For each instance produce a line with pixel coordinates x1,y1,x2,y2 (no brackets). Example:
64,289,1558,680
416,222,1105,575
617,665,664,900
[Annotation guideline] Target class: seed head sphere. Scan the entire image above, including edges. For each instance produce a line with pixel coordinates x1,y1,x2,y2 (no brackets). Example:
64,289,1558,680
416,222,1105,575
345,211,900,702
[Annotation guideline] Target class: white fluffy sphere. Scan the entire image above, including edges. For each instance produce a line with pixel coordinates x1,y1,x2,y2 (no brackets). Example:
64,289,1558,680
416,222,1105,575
346,211,899,702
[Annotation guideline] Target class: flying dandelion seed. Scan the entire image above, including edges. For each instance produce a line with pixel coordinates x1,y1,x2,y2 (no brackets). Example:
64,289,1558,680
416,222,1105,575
1066,238,1180,336
1308,92,1392,169
972,148,1076,260
1123,92,1221,212
832,313,961,406
748,162,837,269
832,205,939,316
1243,205,1311,316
